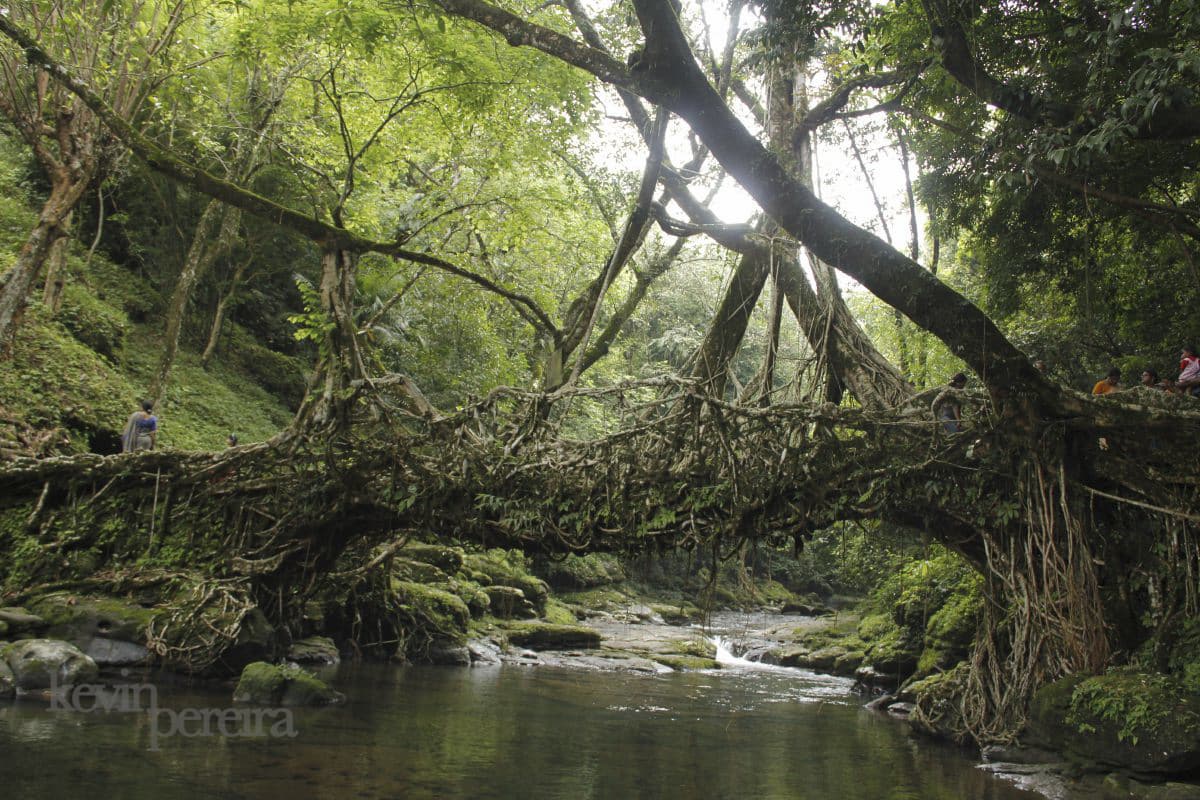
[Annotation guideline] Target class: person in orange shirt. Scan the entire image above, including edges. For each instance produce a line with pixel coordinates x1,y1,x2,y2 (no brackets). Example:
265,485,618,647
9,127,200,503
1093,368,1121,395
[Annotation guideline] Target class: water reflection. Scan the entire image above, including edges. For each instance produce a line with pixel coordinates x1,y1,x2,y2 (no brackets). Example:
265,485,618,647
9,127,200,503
0,662,1046,799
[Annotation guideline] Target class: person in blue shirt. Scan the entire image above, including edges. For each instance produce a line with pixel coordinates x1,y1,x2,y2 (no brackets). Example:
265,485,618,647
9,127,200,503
121,400,157,452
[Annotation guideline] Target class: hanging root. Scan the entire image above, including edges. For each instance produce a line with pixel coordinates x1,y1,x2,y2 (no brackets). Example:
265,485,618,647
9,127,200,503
144,574,258,674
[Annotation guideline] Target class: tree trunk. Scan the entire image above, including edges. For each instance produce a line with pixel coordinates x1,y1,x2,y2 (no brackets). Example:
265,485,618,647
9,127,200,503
148,199,241,407
0,176,89,350
292,247,365,434
690,242,772,397
40,209,73,313
200,256,250,368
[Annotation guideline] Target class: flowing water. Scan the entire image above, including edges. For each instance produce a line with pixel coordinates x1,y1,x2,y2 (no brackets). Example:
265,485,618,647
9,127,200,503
0,650,1057,800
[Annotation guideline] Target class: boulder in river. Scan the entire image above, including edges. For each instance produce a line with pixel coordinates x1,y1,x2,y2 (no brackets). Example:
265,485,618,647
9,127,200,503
504,622,602,651
0,639,98,691
28,594,154,667
233,662,345,706
424,641,471,666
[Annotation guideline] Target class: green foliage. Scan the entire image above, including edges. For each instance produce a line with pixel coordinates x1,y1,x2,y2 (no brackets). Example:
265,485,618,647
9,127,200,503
1068,670,1197,746
1166,618,1200,695
0,303,137,449
55,283,128,360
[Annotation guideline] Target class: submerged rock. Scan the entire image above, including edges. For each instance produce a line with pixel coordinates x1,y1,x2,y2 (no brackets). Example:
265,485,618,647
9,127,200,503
0,639,98,691
233,662,344,706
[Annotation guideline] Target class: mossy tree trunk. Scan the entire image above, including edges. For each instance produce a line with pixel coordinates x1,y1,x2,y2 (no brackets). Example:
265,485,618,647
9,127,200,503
0,173,93,350
39,209,73,314
291,247,367,435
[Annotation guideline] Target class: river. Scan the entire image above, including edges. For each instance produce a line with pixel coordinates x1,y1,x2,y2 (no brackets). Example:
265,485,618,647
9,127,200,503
0,614,1060,799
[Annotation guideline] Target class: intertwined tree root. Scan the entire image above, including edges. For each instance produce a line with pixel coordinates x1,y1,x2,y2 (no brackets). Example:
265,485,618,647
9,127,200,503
1,380,1198,737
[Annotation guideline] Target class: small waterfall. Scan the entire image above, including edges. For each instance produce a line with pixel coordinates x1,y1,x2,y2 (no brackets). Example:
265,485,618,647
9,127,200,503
710,636,784,671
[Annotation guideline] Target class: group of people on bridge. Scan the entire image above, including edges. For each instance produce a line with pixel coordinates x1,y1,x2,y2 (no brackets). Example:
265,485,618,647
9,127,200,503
1092,345,1200,398
930,344,1200,436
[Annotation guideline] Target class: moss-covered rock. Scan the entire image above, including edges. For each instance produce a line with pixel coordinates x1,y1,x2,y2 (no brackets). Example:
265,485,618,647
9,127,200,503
537,553,626,590
859,613,920,677
906,664,970,742
559,586,632,612
393,580,471,641
31,594,155,644
233,661,344,706
671,638,717,659
393,557,448,584
654,655,719,671
483,585,535,619
464,588,490,618
650,602,705,624
233,662,285,703
280,668,345,706
1027,671,1200,777
463,550,549,613
542,598,578,626
505,622,602,651
0,607,46,636
0,639,98,690
402,543,465,574
915,579,981,677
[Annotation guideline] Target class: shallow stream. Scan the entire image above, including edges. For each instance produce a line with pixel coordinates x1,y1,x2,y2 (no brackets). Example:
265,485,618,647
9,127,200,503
0,614,1063,799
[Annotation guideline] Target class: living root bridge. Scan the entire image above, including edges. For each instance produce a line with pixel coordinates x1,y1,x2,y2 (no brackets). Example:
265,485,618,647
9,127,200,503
1,380,1197,580
0,378,975,598
1,380,1199,741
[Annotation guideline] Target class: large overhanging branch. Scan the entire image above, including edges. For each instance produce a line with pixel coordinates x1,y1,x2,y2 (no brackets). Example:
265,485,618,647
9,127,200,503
793,68,924,145
434,0,1054,414
0,14,558,337
921,0,1200,141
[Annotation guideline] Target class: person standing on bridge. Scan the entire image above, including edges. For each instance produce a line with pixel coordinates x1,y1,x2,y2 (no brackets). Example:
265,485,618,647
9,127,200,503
121,400,157,452
1177,345,1200,397
932,372,968,434
1092,368,1121,395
